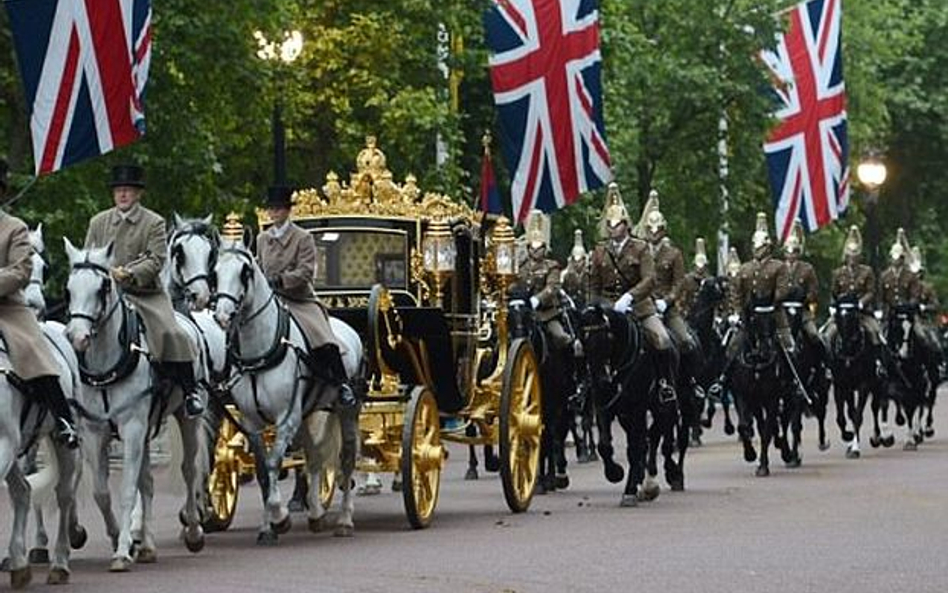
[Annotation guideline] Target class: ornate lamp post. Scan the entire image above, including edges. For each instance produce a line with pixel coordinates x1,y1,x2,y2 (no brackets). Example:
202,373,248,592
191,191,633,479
856,153,888,274
254,30,303,186
423,218,457,307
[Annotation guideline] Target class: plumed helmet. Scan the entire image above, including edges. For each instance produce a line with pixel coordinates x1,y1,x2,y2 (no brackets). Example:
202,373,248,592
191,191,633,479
843,225,863,259
726,247,742,277
783,220,805,254
634,189,665,238
751,212,771,250
909,245,925,274
694,237,708,269
600,182,630,236
525,209,551,249
570,229,587,260
889,227,910,262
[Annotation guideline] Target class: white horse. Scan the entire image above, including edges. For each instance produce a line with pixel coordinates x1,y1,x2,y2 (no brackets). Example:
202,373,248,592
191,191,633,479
166,214,216,312
24,224,47,318
0,323,86,587
212,238,360,543
62,239,209,571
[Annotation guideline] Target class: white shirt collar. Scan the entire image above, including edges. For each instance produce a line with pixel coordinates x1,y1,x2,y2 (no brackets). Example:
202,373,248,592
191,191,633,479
611,236,629,254
269,220,291,239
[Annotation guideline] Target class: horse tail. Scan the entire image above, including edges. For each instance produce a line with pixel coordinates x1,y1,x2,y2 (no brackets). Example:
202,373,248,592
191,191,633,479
26,437,59,511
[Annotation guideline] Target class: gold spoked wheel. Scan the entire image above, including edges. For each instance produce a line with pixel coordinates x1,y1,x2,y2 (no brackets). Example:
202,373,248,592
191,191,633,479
318,465,337,509
203,416,239,532
401,386,444,529
500,338,543,513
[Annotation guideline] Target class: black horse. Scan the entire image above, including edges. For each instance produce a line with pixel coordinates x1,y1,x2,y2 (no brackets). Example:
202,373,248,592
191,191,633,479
688,277,735,436
563,305,598,463
580,305,680,505
729,305,785,476
782,300,831,455
883,304,931,451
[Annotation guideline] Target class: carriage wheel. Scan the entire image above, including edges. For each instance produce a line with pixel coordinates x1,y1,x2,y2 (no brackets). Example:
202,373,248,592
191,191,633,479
401,386,443,529
318,465,337,509
500,338,542,513
203,416,239,532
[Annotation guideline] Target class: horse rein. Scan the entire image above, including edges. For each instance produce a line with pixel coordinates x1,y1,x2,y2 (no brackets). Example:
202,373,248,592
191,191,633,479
67,261,121,337
170,226,219,289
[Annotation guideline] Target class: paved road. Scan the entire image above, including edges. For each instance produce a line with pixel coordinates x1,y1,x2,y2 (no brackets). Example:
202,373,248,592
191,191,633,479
3,390,947,593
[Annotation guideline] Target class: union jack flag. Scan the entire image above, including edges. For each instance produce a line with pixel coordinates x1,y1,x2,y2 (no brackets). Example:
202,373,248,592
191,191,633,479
485,0,612,223
761,0,848,242
5,0,152,176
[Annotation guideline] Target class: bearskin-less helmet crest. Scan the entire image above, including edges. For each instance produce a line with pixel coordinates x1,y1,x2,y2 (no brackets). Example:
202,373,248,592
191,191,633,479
634,189,666,239
843,225,863,260
525,209,551,249
751,212,771,250
694,237,708,269
726,246,742,277
889,227,911,262
571,229,587,261
909,245,925,274
600,182,630,236
783,220,805,255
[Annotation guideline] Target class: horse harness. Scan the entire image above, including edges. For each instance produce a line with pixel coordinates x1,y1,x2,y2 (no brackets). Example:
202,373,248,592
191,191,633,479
170,223,220,292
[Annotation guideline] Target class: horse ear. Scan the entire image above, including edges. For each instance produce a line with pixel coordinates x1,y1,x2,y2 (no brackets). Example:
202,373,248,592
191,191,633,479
202,213,214,226
63,237,80,264
104,240,115,263
34,222,43,240
173,212,184,229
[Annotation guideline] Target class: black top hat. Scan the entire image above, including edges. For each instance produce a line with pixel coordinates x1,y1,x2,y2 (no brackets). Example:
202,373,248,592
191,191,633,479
108,164,145,188
264,185,295,208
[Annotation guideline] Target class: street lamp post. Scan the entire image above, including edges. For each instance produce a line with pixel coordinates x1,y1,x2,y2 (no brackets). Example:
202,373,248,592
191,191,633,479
856,154,888,275
255,30,303,187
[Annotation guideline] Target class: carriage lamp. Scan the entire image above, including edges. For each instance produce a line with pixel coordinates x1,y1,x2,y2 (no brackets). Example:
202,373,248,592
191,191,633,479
490,216,517,279
423,218,456,306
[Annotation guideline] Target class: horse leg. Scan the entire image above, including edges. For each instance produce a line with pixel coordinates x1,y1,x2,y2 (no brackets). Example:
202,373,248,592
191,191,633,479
722,391,736,435
665,411,685,491
755,404,773,477
48,442,81,584
334,405,359,537
5,461,32,589
483,444,500,473
834,383,850,442
132,446,157,563
175,413,206,553
465,444,479,480
642,415,660,501
302,411,334,533
110,420,147,571
596,409,624,484
85,431,119,552
734,389,757,463
246,433,277,545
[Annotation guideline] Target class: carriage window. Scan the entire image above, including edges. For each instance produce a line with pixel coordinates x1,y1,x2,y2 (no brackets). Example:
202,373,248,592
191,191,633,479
311,230,408,290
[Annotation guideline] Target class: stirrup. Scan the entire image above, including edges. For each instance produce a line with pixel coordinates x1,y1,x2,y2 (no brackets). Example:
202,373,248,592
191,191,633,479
184,393,205,418
707,381,724,401
55,419,80,450
658,379,677,404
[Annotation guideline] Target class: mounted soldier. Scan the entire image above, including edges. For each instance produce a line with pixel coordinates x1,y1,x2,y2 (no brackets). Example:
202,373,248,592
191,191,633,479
910,246,943,361
709,213,797,399
514,210,573,352
880,229,936,359
782,220,827,357
636,190,700,394
0,161,79,448
561,229,589,309
823,225,885,374
83,164,204,417
256,185,355,406
678,237,711,319
589,183,677,400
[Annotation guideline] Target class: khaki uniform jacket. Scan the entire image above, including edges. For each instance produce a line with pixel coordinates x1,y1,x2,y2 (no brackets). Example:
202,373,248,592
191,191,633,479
920,281,939,316
785,259,819,320
590,236,656,319
561,257,589,306
651,239,685,309
678,267,711,318
830,264,875,309
85,204,194,362
0,212,59,379
257,223,340,352
515,256,563,321
729,257,790,317
879,264,921,315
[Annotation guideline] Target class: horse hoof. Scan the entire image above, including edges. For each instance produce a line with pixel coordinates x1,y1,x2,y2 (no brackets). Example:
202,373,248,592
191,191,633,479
870,436,881,448
256,531,278,546
334,524,354,538
47,567,69,585
391,479,403,493
272,515,292,535
845,448,860,459
184,531,205,554
554,474,570,490
484,456,501,473
882,436,895,448
914,433,924,444
923,427,935,438
700,418,712,429
464,468,479,480
604,463,625,484
307,516,331,533
10,566,31,589
28,548,49,565
68,524,87,550
0,557,10,572
690,436,703,448
724,423,735,436
755,466,770,477
136,547,157,564
819,440,831,452
841,430,854,442
743,447,757,463
670,479,685,492
619,494,638,507
643,483,660,501
903,441,917,451
785,457,802,469
108,557,132,573
780,447,793,464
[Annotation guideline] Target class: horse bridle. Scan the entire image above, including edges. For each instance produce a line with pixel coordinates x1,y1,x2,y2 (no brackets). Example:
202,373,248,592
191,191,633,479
170,225,219,290
67,261,121,336
214,247,274,327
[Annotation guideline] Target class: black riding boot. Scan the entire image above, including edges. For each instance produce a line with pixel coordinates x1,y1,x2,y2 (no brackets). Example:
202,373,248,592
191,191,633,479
161,361,205,418
708,354,735,401
28,376,79,449
310,345,358,409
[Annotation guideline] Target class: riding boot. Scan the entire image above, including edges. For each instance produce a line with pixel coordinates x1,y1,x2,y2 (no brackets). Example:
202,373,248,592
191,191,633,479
874,344,889,379
680,349,705,400
707,356,734,401
310,344,358,409
28,376,80,449
162,361,205,418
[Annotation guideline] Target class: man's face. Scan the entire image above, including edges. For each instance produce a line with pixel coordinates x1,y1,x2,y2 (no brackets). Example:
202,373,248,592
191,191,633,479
267,206,291,226
785,249,799,262
112,185,143,212
647,226,665,244
528,244,546,261
608,221,628,242
753,244,770,261
845,253,860,267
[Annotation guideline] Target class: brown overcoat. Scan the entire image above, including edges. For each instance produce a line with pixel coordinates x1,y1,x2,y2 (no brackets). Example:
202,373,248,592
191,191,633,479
589,236,656,318
84,204,194,362
256,222,341,352
0,212,59,379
